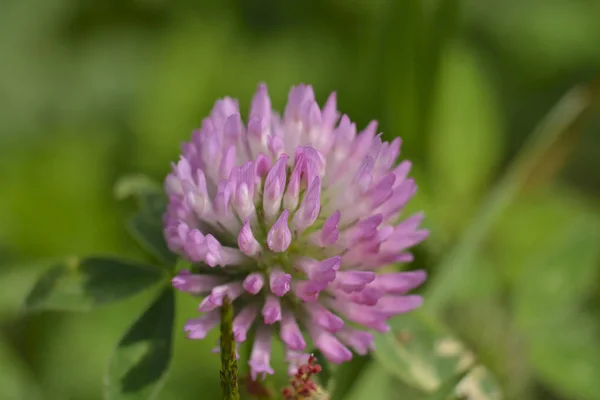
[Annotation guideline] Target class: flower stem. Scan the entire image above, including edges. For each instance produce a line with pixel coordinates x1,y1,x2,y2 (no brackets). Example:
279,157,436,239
220,297,240,400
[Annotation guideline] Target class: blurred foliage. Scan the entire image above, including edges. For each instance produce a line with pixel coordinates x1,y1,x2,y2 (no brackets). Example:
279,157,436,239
1,0,600,399
24,256,167,312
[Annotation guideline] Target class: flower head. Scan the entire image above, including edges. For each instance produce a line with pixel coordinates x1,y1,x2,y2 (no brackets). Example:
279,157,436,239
165,83,428,379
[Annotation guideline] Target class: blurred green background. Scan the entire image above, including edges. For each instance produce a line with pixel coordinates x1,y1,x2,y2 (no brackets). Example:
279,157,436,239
1,0,600,399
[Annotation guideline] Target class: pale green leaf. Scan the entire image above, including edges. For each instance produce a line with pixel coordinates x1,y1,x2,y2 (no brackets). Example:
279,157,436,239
372,312,502,399
114,175,161,202
424,369,470,400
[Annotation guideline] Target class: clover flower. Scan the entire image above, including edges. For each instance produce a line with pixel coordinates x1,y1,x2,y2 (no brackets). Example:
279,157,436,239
165,83,428,380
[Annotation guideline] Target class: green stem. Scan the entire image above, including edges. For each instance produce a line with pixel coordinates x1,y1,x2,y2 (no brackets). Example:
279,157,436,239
220,297,240,400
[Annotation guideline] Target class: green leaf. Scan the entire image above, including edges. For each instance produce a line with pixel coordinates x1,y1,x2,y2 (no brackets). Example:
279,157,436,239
429,43,503,240
381,0,460,162
381,0,423,150
115,174,178,268
419,0,461,142
128,210,177,268
329,355,371,400
513,217,600,400
24,257,166,312
372,312,502,399
425,84,593,312
105,287,175,400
